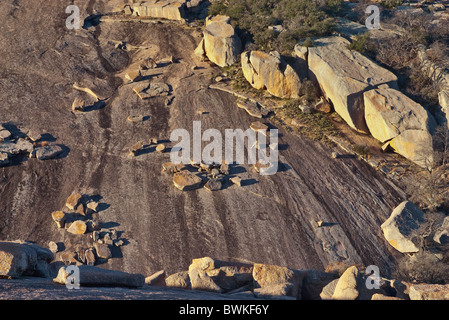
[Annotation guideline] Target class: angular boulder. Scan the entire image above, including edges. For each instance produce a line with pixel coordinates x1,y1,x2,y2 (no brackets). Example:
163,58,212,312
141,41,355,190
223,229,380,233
364,87,436,142
201,15,242,67
241,51,301,99
0,241,54,278
145,270,166,286
67,220,87,235
132,0,186,21
381,201,426,254
304,36,398,133
173,171,203,191
364,87,436,168
35,145,64,160
388,129,435,169
53,265,145,288
165,271,191,289
252,263,305,299
188,257,253,293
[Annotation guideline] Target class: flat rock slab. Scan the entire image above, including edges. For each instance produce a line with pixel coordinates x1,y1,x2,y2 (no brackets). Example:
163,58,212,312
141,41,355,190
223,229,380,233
35,145,64,160
237,100,263,118
303,36,398,133
54,265,145,288
173,171,203,191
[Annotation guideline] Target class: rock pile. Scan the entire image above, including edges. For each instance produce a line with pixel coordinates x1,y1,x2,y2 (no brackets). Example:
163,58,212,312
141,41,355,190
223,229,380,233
151,257,416,300
133,80,171,100
0,123,64,167
294,36,437,168
164,160,235,192
49,192,125,267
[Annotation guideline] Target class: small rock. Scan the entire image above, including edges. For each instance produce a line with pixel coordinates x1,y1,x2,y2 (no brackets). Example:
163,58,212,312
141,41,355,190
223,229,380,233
85,248,96,266
72,97,86,113
87,201,99,213
48,241,59,253
127,115,145,123
314,97,332,114
331,152,340,159
145,270,166,286
250,121,269,133
149,138,159,145
129,141,143,156
140,57,157,70
0,129,11,141
219,162,229,175
173,171,203,191
204,179,222,191
92,230,100,242
114,239,124,247
35,145,64,160
156,144,166,153
66,192,83,211
25,130,41,142
67,220,88,235
51,211,66,228
230,176,242,187
94,243,112,259
125,70,142,82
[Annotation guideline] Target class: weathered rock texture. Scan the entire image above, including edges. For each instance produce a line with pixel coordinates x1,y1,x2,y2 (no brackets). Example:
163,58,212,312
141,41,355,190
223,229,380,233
54,265,145,288
132,0,186,21
381,201,426,254
364,87,437,168
0,241,53,278
197,15,242,67
241,51,302,99
188,257,253,293
300,36,398,133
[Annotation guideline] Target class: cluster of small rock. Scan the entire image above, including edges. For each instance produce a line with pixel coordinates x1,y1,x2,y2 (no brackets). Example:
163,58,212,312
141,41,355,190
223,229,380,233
144,257,419,300
128,137,166,157
0,124,64,167
163,159,242,192
49,192,125,267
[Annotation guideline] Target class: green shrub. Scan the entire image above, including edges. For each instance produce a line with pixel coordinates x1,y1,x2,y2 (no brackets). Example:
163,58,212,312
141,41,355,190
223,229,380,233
208,0,341,53
301,37,315,48
348,32,370,53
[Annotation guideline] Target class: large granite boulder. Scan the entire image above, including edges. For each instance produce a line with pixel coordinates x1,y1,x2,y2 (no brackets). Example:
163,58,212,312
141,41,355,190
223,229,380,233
409,284,449,300
252,263,305,299
241,51,302,99
301,36,398,133
364,87,437,168
132,0,186,21
198,15,242,67
0,241,54,278
381,201,426,254
53,265,145,288
331,265,384,300
188,257,253,293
